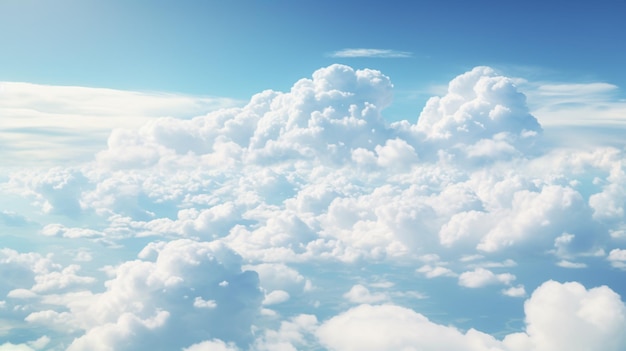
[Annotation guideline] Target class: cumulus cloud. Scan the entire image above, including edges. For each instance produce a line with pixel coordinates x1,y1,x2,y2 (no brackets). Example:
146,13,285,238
317,304,502,351
94,64,394,170
2,64,626,350
318,281,626,351
503,280,626,351
26,239,264,350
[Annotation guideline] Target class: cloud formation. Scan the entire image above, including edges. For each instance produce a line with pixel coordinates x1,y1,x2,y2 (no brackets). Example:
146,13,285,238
1,64,625,349
318,281,626,351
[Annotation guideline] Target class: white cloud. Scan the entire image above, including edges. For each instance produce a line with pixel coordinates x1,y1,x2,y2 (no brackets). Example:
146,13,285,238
31,264,95,293
193,297,217,309
503,280,626,351
416,265,457,278
7,289,37,299
182,339,240,351
343,285,389,304
317,304,501,351
413,66,542,160
608,248,626,270
243,263,307,294
458,268,515,288
502,285,526,298
556,260,587,269
0,337,48,351
0,343,35,351
3,64,626,349
523,81,626,126
252,314,318,351
0,81,241,166
263,290,290,306
328,48,412,58
35,239,264,350
319,281,626,351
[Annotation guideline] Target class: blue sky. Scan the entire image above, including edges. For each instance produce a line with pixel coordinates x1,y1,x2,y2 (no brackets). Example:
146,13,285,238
2,0,625,105
2,1,626,350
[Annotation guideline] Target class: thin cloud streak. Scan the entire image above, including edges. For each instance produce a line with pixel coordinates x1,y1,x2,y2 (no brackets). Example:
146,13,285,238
329,48,412,58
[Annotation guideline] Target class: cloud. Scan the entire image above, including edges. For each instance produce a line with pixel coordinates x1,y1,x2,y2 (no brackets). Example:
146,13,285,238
25,239,264,350
503,280,626,351
0,337,49,351
2,64,626,349
182,339,239,351
608,248,626,270
556,260,587,269
343,284,389,304
416,265,457,278
0,81,241,167
328,48,412,58
522,80,626,126
317,304,501,351
262,290,290,306
502,285,526,298
318,281,626,351
93,64,394,170
458,268,515,288
252,314,319,351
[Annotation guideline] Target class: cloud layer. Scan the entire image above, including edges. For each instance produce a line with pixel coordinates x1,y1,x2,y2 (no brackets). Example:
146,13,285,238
1,64,625,349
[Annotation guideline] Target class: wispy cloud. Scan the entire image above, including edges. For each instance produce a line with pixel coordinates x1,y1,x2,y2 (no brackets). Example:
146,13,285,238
329,48,412,58
520,80,626,126
0,82,243,167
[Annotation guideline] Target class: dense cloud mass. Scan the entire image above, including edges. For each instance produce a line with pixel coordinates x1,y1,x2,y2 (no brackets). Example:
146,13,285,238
1,64,626,349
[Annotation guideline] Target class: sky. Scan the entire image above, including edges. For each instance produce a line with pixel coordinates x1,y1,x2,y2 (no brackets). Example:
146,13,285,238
1,0,626,350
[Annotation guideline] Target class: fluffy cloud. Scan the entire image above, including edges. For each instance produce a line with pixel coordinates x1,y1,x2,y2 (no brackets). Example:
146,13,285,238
19,239,263,350
317,304,502,351
412,66,542,160
95,64,394,170
503,280,626,351
318,281,626,351
2,64,626,349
